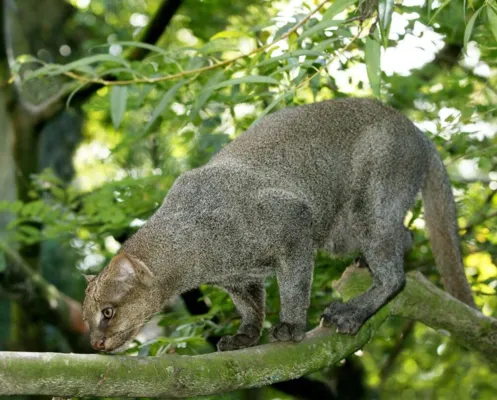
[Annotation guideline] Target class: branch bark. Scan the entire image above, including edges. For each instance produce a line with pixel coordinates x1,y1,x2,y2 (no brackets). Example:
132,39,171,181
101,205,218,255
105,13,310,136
1,267,495,397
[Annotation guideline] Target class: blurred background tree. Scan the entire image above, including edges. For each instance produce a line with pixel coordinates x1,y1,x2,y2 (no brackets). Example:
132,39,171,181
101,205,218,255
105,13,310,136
0,0,496,398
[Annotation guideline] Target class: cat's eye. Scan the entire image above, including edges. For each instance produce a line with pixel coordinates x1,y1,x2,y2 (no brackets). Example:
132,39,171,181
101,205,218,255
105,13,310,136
102,307,114,319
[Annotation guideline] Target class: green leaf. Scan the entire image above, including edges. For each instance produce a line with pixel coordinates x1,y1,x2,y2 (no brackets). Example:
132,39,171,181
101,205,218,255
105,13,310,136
312,37,343,51
22,200,48,218
198,40,240,54
24,64,62,79
251,90,294,126
73,65,97,77
100,42,183,71
365,32,381,98
0,200,23,213
26,54,130,79
210,31,246,40
298,19,344,41
322,0,357,21
51,187,66,202
427,0,433,19
15,54,43,64
17,225,41,240
273,22,297,41
115,41,170,56
464,7,483,51
110,86,128,129
428,0,451,24
210,75,279,90
142,80,184,135
190,70,225,122
257,50,322,66
270,60,316,76
66,82,89,108
378,0,394,47
486,5,497,43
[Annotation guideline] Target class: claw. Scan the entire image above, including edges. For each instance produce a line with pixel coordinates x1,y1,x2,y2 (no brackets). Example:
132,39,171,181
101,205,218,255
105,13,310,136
321,301,366,335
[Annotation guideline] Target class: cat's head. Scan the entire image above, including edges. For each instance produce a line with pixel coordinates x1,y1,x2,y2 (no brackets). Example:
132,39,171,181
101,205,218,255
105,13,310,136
82,252,157,352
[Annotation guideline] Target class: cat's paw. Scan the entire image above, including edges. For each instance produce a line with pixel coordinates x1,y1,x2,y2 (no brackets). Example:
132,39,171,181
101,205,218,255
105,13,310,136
268,322,306,342
217,333,259,351
321,301,365,334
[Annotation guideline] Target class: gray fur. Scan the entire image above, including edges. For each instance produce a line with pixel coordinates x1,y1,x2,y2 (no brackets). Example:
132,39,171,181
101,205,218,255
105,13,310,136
83,98,475,352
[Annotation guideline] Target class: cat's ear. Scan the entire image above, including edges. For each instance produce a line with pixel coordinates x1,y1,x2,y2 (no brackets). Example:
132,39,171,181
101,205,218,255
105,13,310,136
84,275,97,284
107,253,154,287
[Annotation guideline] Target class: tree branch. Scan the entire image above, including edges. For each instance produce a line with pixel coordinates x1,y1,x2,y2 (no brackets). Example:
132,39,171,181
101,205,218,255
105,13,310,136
180,289,340,399
1,266,495,397
127,0,183,61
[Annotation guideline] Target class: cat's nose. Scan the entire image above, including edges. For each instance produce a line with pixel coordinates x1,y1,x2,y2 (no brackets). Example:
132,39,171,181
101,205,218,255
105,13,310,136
92,337,106,351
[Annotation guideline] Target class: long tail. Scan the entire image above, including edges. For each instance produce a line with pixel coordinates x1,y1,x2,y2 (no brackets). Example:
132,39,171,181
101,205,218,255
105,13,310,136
421,145,476,308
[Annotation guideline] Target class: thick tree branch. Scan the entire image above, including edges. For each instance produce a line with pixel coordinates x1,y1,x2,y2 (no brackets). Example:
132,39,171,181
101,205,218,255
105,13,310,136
1,267,495,397
181,289,340,399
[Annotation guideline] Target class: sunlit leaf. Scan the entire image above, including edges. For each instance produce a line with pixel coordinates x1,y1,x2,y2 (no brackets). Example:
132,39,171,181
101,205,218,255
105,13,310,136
312,37,343,51
210,30,247,40
251,90,294,126
365,32,381,98
98,67,146,79
190,70,225,122
298,19,344,41
257,50,322,66
322,0,357,20
26,54,130,79
486,5,497,43
198,40,240,54
110,86,128,129
142,80,184,135
15,54,43,64
24,64,63,79
66,82,89,108
428,0,451,24
115,41,170,56
270,60,316,76
378,0,394,47
211,75,279,90
464,6,483,51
